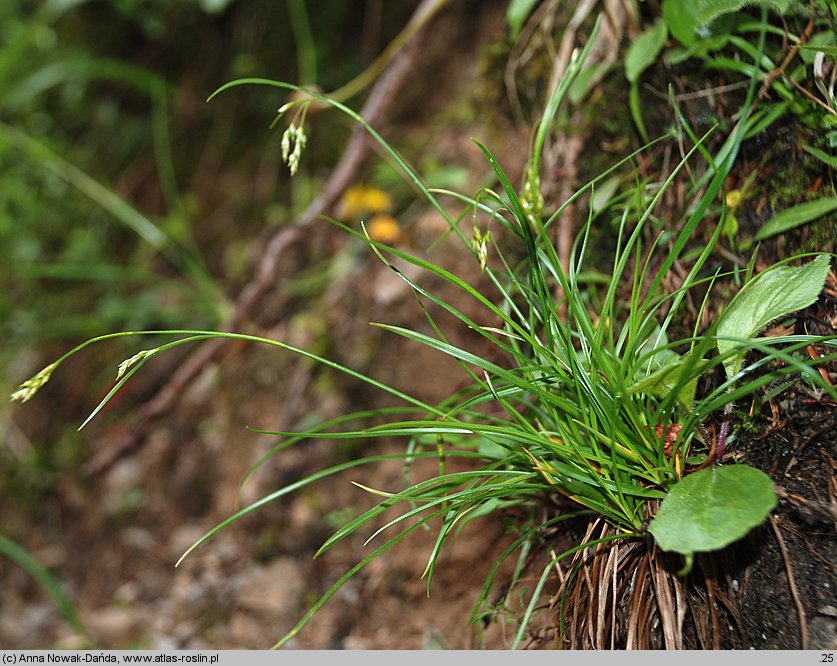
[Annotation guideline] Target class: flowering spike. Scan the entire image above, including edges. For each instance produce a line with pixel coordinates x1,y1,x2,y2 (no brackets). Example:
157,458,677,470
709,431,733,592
116,349,159,380
470,222,491,273
281,123,307,176
10,362,58,403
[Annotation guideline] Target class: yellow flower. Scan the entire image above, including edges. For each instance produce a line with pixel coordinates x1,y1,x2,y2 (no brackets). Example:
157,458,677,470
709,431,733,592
337,185,392,220
725,189,743,210
367,214,402,244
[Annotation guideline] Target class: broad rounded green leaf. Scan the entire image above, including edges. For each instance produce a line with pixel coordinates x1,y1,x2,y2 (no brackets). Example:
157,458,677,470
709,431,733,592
798,30,837,65
755,198,837,241
646,359,698,411
717,254,831,379
649,465,776,556
662,0,702,47
663,0,791,47
626,19,668,83
693,0,791,26
506,0,540,40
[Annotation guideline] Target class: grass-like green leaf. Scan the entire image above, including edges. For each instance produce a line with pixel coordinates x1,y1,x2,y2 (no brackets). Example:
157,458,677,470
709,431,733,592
0,534,90,641
716,254,832,379
803,145,837,170
648,464,777,556
754,198,837,241
799,44,837,56
0,122,223,311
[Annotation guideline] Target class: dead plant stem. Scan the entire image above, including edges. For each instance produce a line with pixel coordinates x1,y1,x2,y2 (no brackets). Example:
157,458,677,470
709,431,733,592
769,515,809,649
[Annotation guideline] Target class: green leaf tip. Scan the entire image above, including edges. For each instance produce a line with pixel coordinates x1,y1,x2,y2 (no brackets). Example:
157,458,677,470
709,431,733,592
649,464,777,557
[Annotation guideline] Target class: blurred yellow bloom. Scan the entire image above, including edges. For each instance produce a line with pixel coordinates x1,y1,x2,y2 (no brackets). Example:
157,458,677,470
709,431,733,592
337,185,393,220
725,189,743,209
367,214,402,244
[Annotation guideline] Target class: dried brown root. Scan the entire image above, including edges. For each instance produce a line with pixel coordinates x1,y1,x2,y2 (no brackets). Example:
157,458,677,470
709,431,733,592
546,515,745,649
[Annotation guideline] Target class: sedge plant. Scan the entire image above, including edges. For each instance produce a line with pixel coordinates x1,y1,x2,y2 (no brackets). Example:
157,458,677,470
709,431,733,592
12,21,837,648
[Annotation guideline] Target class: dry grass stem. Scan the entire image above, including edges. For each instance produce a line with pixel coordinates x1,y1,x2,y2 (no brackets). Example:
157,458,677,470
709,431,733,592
769,515,809,649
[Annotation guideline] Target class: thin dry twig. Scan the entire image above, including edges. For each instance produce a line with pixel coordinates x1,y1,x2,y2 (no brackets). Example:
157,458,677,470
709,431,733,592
757,0,816,102
504,0,562,125
769,514,809,649
705,576,722,649
789,76,837,115
825,450,837,533
672,570,687,648
611,540,618,650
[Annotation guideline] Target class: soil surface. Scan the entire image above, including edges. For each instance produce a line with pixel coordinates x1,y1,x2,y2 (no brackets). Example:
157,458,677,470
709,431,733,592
730,293,837,649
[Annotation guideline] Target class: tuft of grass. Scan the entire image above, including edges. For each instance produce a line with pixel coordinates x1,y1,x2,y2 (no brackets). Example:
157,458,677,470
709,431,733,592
11,18,837,648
